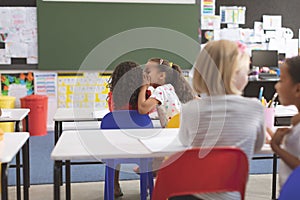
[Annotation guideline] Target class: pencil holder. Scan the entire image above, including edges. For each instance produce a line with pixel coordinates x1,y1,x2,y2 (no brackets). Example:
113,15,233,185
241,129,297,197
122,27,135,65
264,107,275,129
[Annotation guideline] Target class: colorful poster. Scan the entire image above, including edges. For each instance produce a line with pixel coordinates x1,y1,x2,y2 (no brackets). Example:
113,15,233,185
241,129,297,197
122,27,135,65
201,0,215,16
1,72,34,107
34,72,58,129
220,6,246,24
57,72,109,109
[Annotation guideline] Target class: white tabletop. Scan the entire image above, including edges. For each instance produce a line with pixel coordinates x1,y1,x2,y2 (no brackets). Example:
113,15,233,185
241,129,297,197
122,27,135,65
0,132,30,163
51,128,273,161
53,108,109,122
51,129,184,161
0,108,30,122
275,105,298,117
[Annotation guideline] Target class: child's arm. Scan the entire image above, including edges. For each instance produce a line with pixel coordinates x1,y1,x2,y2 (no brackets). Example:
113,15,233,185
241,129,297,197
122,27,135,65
138,85,159,114
138,74,160,114
271,128,300,170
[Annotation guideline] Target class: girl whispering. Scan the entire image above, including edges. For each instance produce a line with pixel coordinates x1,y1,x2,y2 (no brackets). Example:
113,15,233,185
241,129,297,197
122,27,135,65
138,58,195,127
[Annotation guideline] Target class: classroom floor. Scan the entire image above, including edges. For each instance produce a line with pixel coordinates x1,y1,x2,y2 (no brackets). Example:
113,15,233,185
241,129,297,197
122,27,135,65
7,174,278,200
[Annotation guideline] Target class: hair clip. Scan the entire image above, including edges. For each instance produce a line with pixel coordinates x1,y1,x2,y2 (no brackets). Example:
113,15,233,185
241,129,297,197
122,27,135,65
169,62,173,67
159,59,164,65
236,41,246,53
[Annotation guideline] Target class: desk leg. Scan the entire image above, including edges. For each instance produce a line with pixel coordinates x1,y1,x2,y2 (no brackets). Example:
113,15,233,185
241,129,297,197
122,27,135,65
272,154,277,200
23,116,31,187
54,161,62,200
55,121,64,185
54,121,62,145
15,121,20,132
22,140,30,200
54,121,59,145
1,163,8,200
16,152,21,200
25,115,29,132
65,160,71,200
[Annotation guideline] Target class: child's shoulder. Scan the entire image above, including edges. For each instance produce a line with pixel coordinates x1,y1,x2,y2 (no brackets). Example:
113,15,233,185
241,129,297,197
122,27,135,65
231,95,262,106
154,84,174,92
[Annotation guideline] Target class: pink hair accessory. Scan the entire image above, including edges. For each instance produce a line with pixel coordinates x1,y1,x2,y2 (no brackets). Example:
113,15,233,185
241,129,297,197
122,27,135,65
236,41,246,53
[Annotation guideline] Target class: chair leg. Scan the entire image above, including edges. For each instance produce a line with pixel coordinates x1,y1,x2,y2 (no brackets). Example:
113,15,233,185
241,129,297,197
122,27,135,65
148,172,154,199
140,159,149,200
104,160,115,200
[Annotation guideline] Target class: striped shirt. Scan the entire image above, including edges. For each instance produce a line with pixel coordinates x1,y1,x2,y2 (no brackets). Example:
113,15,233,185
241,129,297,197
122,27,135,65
179,95,265,200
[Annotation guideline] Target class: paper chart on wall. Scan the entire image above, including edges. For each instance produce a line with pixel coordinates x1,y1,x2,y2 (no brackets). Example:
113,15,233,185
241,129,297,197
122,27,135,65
34,72,58,128
201,15,220,30
201,0,215,16
262,15,282,30
57,72,110,109
0,7,38,65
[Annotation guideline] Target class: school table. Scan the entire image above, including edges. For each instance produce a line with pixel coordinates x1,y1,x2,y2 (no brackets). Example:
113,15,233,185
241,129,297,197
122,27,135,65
0,108,31,198
51,128,274,200
0,109,30,132
1,132,30,200
53,108,109,144
53,108,160,144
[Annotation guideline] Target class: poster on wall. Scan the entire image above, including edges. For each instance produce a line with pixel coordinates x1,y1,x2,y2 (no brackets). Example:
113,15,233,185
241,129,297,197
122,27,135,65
0,7,38,65
220,6,246,24
201,0,215,16
1,72,34,107
57,72,109,109
34,72,57,128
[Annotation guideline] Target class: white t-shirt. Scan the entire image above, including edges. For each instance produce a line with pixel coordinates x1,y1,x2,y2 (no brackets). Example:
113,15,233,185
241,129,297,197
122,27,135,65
150,84,181,127
179,95,265,200
279,122,300,188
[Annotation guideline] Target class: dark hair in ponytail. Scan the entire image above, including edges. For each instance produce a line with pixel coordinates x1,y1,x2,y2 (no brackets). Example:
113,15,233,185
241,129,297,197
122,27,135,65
147,58,195,103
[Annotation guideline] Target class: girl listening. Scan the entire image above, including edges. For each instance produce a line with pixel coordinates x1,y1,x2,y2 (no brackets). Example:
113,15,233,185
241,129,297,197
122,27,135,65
269,56,300,188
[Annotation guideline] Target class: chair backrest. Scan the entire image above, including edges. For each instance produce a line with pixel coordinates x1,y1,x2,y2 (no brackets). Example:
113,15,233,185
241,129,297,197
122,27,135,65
101,110,153,129
152,147,249,200
279,166,300,200
166,113,180,128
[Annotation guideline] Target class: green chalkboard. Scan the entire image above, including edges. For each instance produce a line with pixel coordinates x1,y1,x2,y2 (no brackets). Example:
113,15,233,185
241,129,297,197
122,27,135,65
37,1,200,70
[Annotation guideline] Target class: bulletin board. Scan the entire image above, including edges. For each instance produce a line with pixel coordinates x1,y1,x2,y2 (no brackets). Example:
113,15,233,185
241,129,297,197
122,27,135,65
0,0,37,69
216,0,300,38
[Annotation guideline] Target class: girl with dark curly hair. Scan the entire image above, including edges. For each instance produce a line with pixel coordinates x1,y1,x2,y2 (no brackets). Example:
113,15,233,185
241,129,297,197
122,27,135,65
106,61,150,197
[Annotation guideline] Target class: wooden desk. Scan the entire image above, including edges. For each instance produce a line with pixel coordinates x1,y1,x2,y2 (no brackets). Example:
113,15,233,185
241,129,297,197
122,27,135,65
51,129,274,200
0,132,30,200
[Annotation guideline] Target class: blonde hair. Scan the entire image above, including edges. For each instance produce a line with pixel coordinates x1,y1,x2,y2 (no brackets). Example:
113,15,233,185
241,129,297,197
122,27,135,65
193,40,249,95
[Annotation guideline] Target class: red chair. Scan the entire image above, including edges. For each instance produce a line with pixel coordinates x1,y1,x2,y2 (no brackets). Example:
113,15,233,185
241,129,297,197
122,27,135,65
152,147,249,200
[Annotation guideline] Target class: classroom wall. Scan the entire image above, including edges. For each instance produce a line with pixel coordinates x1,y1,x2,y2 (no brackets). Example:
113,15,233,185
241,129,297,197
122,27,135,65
216,0,300,38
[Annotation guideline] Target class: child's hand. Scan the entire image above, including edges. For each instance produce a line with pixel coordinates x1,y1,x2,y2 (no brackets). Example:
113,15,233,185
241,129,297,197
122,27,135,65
266,127,273,144
291,114,300,126
270,128,290,149
143,73,151,86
